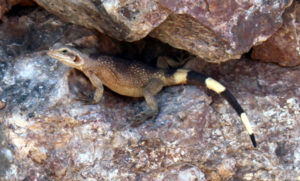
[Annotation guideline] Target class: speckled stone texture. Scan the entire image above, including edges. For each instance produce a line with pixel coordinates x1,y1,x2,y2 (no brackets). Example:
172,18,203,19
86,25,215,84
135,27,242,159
34,0,292,63
0,7,300,181
252,1,300,67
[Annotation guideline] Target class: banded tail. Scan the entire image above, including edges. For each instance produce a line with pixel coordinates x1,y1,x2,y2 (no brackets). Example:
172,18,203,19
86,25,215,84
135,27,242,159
166,69,257,147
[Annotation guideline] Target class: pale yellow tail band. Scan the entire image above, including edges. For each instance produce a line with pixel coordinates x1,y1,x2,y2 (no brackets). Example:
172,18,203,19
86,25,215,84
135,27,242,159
205,78,226,94
173,69,189,84
241,113,253,135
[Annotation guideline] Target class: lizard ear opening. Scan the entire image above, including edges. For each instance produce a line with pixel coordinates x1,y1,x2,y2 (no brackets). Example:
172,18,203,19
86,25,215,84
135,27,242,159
73,56,82,64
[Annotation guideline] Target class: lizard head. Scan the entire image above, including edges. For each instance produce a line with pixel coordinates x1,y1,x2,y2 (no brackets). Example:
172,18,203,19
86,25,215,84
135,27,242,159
48,43,85,69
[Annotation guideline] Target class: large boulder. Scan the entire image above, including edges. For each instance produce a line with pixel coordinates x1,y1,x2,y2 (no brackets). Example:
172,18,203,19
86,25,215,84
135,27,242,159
34,0,292,63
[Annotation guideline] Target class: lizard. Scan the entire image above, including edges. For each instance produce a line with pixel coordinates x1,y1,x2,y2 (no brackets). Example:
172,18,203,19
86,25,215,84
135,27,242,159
47,42,257,147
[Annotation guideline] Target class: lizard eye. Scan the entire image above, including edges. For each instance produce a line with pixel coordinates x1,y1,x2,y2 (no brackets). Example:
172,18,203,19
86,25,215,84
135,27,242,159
61,49,68,54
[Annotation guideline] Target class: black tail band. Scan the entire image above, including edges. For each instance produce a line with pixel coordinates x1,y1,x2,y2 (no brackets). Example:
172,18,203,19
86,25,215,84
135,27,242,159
221,89,244,116
186,71,208,85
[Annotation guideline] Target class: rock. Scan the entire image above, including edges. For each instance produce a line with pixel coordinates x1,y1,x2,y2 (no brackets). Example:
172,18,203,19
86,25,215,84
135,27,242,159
141,164,206,181
34,0,170,42
0,9,96,62
252,1,300,67
150,0,293,63
1,6,300,181
0,0,35,20
0,101,5,110
216,158,236,179
34,0,292,63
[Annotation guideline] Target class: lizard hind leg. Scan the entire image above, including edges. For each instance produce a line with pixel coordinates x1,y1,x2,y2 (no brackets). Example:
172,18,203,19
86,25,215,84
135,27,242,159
130,78,164,127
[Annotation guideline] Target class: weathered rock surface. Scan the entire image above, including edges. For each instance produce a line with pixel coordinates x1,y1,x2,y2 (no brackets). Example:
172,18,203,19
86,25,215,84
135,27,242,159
150,0,293,63
34,0,292,63
1,6,300,181
252,1,300,67
34,0,170,42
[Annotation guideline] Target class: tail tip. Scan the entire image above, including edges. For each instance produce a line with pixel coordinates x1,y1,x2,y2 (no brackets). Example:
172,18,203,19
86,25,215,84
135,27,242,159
250,134,257,148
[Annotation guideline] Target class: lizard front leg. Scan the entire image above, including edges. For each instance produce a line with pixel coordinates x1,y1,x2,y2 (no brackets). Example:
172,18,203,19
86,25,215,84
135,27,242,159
80,70,104,104
131,78,164,127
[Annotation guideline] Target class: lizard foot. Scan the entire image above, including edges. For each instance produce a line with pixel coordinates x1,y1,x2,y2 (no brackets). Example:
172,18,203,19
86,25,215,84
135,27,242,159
130,110,158,127
75,96,101,105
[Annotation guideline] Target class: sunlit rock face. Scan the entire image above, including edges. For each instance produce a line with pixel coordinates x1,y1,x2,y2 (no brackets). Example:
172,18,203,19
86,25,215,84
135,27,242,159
34,0,292,63
0,6,300,181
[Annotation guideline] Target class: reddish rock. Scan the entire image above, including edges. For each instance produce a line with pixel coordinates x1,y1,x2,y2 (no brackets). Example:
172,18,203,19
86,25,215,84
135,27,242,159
252,2,300,67
151,0,293,63
34,0,292,63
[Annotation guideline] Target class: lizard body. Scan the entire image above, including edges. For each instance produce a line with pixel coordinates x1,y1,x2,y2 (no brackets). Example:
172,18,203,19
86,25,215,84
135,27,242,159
48,43,257,147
